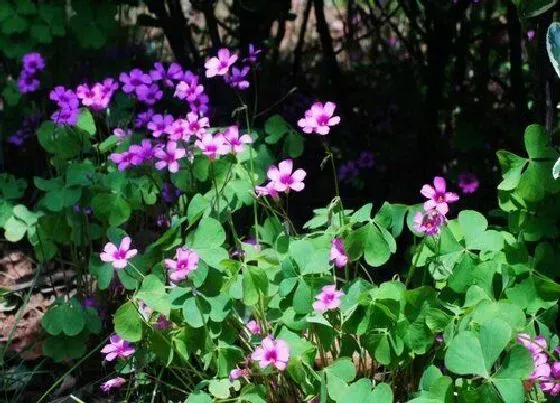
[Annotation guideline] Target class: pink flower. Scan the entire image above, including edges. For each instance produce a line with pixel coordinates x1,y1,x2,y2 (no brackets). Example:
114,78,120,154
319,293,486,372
165,247,200,281
255,182,280,200
458,173,479,194
185,112,210,139
109,151,135,171
100,334,135,361
154,315,172,330
246,320,261,335
420,176,460,215
223,125,252,154
119,69,151,93
229,368,249,382
204,48,238,78
135,108,155,128
250,336,290,371
129,139,155,165
195,133,229,159
329,238,348,268
150,62,183,87
154,141,186,173
136,83,163,105
189,93,210,115
114,128,132,139
174,79,204,102
225,66,250,90
312,285,344,314
297,101,341,135
164,118,189,141
413,210,445,236
100,377,126,392
267,159,306,193
100,237,138,269
148,114,174,138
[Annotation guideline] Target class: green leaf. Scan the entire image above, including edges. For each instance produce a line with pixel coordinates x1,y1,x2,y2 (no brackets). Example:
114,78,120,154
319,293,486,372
293,280,313,314
137,275,171,317
2,14,27,34
350,203,372,223
187,391,213,403
1,81,21,107
4,217,27,241
242,266,268,306
514,0,557,18
41,299,85,336
77,108,96,135
188,217,228,268
444,331,489,378
325,358,357,383
91,193,130,227
209,379,235,399
187,194,209,225
182,296,205,328
264,115,290,144
66,162,95,187
497,151,527,191
480,319,512,371
283,132,304,158
114,301,143,342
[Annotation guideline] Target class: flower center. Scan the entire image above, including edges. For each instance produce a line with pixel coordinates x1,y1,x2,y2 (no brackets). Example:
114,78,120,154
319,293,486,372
316,115,330,126
280,174,294,185
323,293,335,304
115,249,127,259
264,350,277,362
435,193,445,203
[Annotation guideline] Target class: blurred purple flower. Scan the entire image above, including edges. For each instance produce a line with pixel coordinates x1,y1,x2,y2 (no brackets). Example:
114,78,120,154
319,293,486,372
119,68,151,94
357,151,375,168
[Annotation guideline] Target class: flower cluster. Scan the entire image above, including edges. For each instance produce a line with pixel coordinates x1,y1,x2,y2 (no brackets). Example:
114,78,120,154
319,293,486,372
76,79,119,111
204,45,260,91
414,176,459,236
17,52,45,93
50,86,80,125
9,113,42,146
518,334,560,396
256,159,306,197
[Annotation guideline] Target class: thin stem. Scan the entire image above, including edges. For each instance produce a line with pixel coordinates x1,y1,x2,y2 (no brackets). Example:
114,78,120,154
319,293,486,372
210,161,221,214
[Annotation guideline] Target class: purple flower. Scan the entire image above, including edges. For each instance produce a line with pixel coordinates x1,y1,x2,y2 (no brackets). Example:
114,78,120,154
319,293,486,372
251,336,290,371
164,118,189,141
267,159,306,193
76,83,112,111
338,162,359,183
246,320,261,335
135,108,155,128
113,128,132,139
119,68,152,93
457,172,479,194
229,368,250,382
313,285,344,314
154,315,172,330
204,48,238,78
413,210,445,236
225,66,250,90
129,139,155,165
17,72,40,93
330,238,348,268
110,151,136,171
162,182,180,204
165,247,200,281
189,93,210,115
420,176,460,215
194,133,229,160
223,125,252,154
100,377,126,392
154,141,186,173
100,334,135,361
51,107,80,126
527,30,536,41
255,182,280,200
174,79,204,102
50,86,79,109
243,43,262,64
297,101,341,135
22,52,45,74
135,83,163,105
185,112,210,139
148,114,174,138
357,151,375,168
100,237,138,269
150,62,183,87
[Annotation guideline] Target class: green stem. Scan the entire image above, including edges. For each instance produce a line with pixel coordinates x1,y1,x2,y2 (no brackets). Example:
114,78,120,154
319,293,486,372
210,161,220,214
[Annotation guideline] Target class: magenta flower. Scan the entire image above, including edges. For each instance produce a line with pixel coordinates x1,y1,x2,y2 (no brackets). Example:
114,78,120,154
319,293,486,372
246,320,261,335
155,141,186,173
165,247,200,281
527,30,536,41
189,93,210,115
148,114,174,138
76,83,112,110
110,151,136,171
150,62,183,87
119,68,151,93
135,108,155,128
101,78,119,96
413,210,445,236
136,83,163,105
251,336,290,371
154,315,172,330
224,125,252,154
313,285,344,314
100,237,137,269
129,139,155,165
101,334,135,361
164,118,189,141
185,112,210,139
229,368,250,382
267,159,306,193
50,86,79,109
297,101,341,135
51,107,79,126
22,52,45,74
244,43,262,64
113,128,132,139
174,79,204,102
458,172,479,194
517,333,548,355
330,238,348,268
255,182,280,200
195,133,229,160
421,177,459,215
17,72,40,93
100,377,126,392
225,66,250,90
204,48,238,78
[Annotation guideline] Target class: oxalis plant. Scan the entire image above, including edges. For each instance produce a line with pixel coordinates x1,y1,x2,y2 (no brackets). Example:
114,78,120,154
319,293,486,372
3,43,560,403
